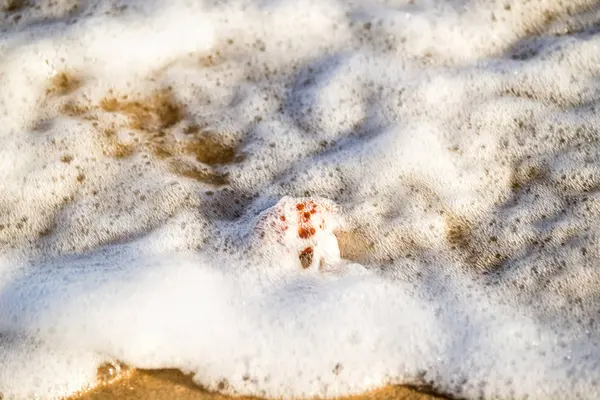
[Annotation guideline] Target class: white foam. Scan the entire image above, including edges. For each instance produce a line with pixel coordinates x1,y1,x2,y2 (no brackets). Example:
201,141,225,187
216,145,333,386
1,0,600,399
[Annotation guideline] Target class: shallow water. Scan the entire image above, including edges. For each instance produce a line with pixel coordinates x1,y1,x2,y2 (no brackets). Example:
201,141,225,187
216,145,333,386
1,0,600,399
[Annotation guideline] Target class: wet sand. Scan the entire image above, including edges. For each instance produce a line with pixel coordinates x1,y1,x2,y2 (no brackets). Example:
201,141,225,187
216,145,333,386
70,368,445,400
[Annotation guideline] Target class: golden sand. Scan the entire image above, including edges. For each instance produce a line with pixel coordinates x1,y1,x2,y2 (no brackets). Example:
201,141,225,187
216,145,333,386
70,368,445,400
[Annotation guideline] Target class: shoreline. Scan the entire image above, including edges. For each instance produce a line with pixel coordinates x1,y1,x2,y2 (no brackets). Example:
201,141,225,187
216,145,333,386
69,368,446,400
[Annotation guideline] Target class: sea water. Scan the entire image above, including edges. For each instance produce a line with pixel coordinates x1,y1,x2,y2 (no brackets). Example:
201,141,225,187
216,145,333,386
1,0,600,398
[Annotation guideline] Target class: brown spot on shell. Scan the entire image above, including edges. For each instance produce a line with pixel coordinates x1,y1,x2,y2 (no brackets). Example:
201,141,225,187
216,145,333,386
298,227,313,239
301,247,313,255
299,247,314,269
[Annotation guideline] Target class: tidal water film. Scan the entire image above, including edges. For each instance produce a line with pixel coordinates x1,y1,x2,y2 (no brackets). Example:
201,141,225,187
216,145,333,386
1,1,600,399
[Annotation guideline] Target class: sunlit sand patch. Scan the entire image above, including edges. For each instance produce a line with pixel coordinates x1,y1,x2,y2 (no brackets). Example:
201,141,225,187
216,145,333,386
68,367,445,400
60,101,91,118
99,89,182,132
443,213,509,274
1,0,27,13
39,78,242,186
443,214,472,253
334,221,432,267
508,159,547,193
169,158,230,186
96,89,241,184
184,131,238,166
335,230,377,265
46,71,82,96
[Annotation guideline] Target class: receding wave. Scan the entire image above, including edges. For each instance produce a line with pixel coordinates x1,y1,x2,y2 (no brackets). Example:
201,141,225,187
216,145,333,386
0,0,600,399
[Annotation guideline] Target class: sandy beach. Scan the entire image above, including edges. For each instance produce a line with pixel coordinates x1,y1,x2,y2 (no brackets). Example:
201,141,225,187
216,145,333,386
71,368,443,400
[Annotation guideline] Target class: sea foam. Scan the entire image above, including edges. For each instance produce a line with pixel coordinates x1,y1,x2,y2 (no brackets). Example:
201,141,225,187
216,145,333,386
1,0,600,399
